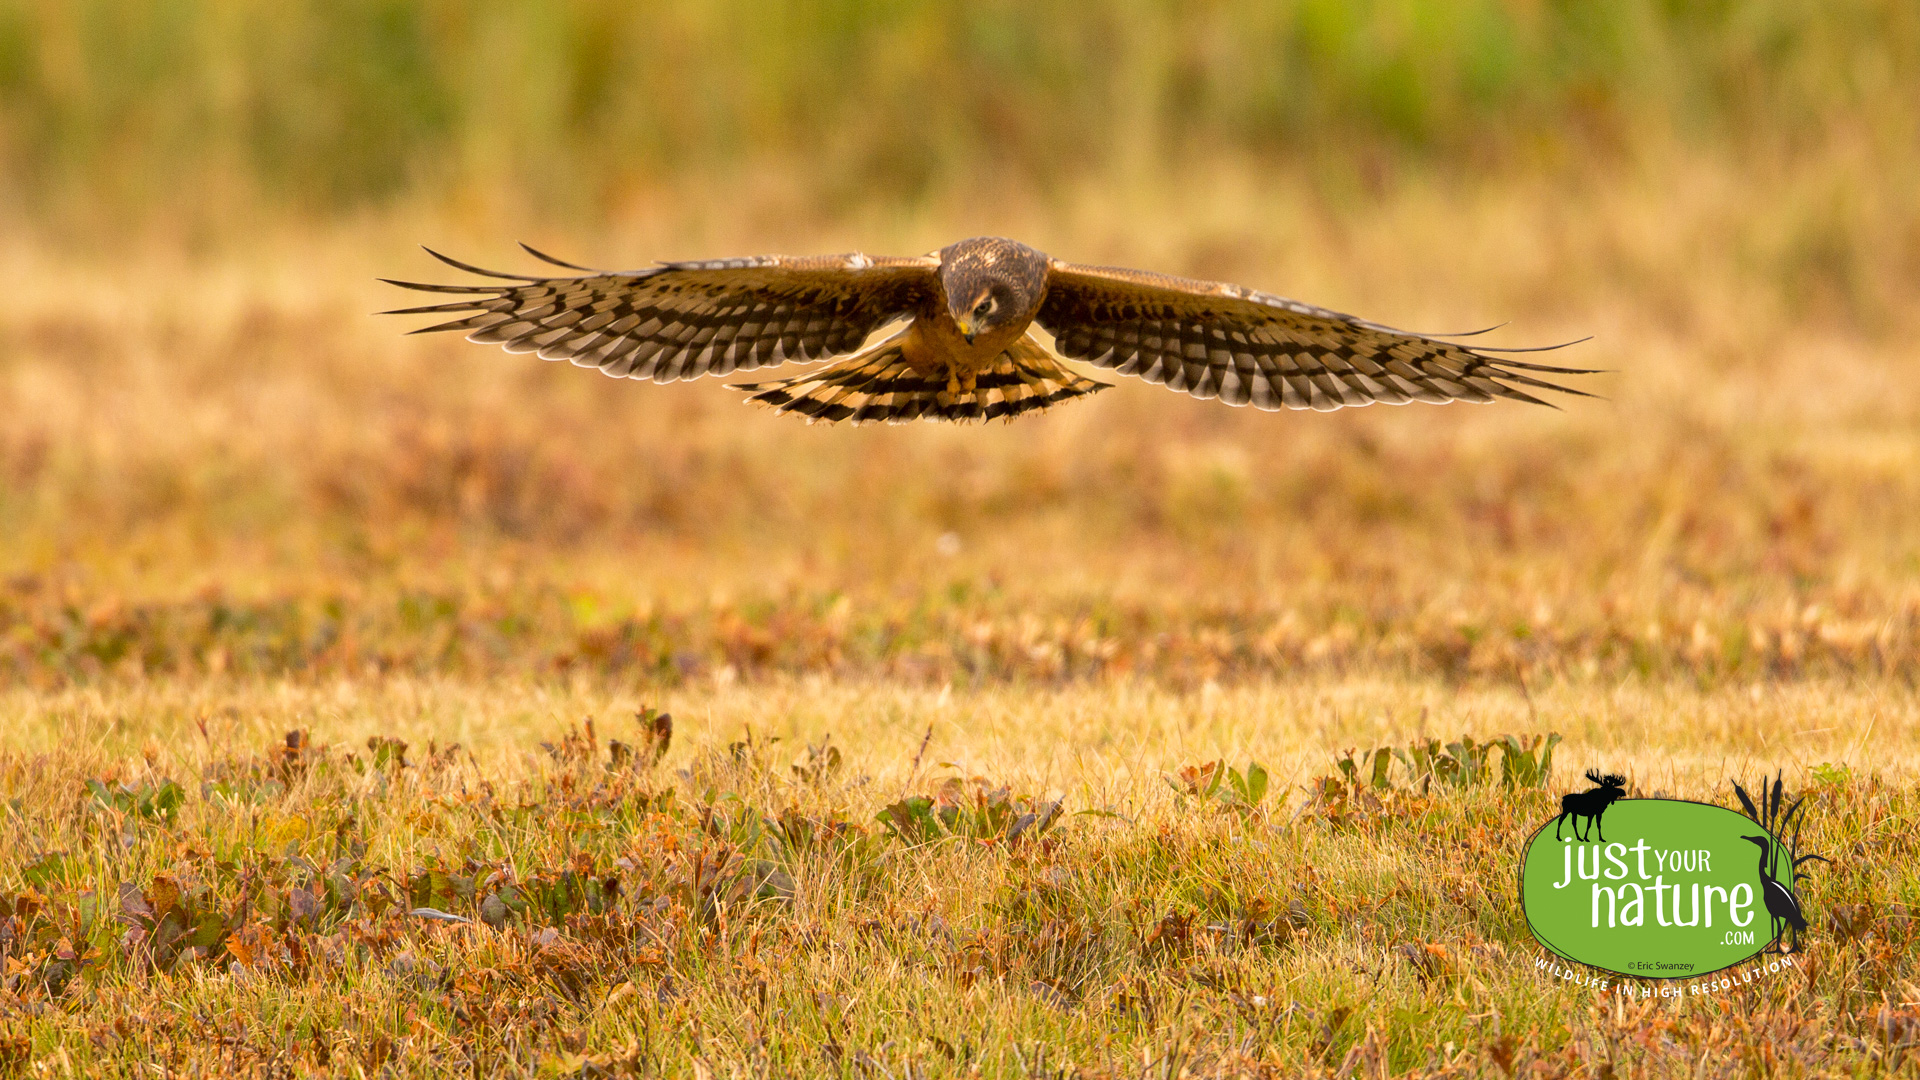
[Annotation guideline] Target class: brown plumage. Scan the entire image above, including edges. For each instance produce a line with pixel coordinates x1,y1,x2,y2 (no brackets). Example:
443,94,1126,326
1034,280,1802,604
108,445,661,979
382,236,1596,424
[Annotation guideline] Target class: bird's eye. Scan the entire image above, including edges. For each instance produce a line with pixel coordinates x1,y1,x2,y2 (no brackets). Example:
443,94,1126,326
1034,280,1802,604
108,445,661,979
973,298,993,318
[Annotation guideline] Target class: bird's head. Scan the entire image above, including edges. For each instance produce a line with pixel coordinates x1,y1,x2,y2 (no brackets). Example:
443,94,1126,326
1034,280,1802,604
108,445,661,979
949,284,1004,344
1740,835,1770,851
938,237,1048,344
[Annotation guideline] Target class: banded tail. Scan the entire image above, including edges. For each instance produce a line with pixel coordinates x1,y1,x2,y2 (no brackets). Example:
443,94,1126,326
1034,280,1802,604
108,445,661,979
731,331,1110,424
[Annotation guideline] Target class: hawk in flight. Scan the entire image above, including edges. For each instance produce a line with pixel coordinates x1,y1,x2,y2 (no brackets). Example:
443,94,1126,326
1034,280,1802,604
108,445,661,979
383,236,1593,424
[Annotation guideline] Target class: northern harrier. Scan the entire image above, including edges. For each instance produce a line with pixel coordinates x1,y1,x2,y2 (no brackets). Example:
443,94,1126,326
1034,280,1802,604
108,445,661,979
383,236,1593,424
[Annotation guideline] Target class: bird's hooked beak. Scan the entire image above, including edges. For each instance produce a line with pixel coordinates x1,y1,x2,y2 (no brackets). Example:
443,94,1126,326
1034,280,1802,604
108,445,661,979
953,290,991,344
1740,835,1768,848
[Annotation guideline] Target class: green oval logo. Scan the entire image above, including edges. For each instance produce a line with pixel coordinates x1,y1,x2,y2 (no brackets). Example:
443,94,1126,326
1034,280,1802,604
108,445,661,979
1520,796,1801,978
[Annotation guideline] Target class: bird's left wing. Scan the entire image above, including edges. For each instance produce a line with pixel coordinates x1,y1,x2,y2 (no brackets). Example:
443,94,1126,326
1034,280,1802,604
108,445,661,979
382,247,940,383
1036,261,1596,411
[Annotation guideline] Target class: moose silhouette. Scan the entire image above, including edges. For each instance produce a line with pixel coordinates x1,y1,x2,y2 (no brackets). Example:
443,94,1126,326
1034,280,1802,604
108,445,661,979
1554,770,1627,842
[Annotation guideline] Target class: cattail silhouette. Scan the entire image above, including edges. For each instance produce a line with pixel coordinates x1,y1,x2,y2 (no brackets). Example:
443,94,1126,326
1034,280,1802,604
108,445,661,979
1554,770,1627,842
1741,834,1808,953
1731,771,1830,954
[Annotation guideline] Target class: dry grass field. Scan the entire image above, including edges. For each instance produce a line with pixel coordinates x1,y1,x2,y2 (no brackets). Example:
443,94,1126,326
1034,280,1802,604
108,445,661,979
3,2,1919,1076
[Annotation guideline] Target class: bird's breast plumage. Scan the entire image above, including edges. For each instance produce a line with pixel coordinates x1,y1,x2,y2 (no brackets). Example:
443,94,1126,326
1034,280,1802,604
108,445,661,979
901,300,1034,376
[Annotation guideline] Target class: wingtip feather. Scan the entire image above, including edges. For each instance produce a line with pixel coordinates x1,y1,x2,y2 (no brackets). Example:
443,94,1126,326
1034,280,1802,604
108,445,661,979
1469,335,1596,354
517,242,604,273
378,277,507,295
378,299,488,316
420,246,544,281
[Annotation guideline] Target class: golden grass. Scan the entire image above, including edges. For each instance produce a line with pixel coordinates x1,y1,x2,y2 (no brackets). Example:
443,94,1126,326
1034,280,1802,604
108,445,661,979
0,678,1913,1076
4,151,1918,692
1,136,1918,1074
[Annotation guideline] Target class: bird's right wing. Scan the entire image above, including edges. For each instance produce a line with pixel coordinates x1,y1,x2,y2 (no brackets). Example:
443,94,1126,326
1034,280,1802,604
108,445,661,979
382,247,940,383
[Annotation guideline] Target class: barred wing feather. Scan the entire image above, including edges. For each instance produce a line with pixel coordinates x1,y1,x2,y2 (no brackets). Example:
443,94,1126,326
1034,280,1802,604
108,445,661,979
382,247,940,383
1036,261,1596,411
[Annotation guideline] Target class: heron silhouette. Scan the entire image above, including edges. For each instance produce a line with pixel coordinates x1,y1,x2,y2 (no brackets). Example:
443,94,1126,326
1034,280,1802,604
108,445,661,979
1741,834,1807,953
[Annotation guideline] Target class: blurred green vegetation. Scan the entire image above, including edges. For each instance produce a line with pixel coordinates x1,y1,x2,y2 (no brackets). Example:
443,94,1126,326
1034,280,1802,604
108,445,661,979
0,0,1914,218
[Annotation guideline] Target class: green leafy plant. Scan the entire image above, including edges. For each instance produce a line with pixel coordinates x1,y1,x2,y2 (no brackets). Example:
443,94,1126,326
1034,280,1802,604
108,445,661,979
1332,733,1559,795
1166,760,1226,802
878,777,1062,845
85,778,186,825
1494,734,1561,789
1335,749,1394,791
1808,761,1853,786
1165,759,1272,813
1225,761,1270,809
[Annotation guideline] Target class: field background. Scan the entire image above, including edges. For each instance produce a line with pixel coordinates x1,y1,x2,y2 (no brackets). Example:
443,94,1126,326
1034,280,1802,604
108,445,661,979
1,2,1917,1076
